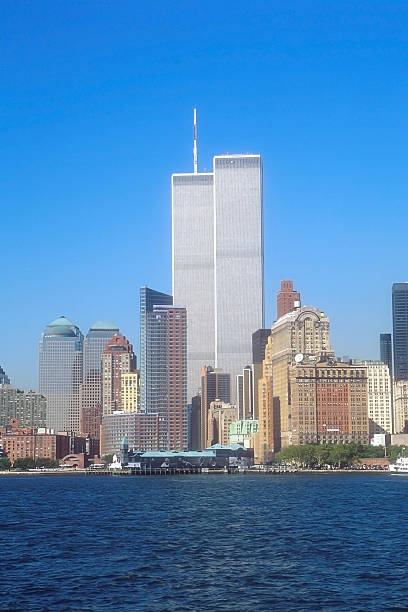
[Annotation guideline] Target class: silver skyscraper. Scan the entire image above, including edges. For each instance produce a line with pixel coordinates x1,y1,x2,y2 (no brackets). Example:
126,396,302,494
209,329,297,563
172,116,264,401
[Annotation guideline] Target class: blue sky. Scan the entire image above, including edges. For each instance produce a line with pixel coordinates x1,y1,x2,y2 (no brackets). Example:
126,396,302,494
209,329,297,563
1,1,408,390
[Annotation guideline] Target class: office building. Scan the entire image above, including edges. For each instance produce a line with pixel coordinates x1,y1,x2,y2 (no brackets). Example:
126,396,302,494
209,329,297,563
140,287,173,412
39,316,83,433
121,372,140,413
0,386,46,428
380,333,393,377
277,280,301,319
394,380,408,434
0,366,10,385
392,283,408,380
200,366,231,450
102,334,137,416
80,321,119,439
270,305,334,446
144,304,187,451
172,143,263,403
363,361,392,435
236,365,253,420
0,418,70,464
289,358,369,445
100,412,160,456
257,335,279,462
251,329,270,420
207,400,237,447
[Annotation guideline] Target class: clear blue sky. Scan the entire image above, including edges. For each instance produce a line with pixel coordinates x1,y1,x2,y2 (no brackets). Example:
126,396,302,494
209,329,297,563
1,1,407,390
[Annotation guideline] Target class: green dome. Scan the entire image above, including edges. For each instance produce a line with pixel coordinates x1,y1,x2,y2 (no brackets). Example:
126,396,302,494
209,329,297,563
47,316,76,328
45,316,79,337
90,320,119,331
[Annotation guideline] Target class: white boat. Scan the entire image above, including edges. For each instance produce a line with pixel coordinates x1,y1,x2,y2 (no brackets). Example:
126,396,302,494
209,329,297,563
389,456,408,474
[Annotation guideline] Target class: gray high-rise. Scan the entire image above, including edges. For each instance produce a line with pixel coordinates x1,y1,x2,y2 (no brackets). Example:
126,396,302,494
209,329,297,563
172,153,264,402
392,283,408,380
140,286,173,412
380,333,393,378
39,316,83,432
81,321,119,439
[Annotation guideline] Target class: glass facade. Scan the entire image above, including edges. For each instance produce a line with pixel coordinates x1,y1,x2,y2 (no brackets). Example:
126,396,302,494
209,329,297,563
0,366,10,385
392,283,408,380
39,317,83,433
81,322,119,438
140,287,173,412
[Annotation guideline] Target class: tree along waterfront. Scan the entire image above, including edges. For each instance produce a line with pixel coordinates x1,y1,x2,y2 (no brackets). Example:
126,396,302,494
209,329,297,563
276,443,405,469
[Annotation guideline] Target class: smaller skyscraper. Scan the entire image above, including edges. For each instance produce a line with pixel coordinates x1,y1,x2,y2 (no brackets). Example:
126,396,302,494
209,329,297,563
394,380,408,434
277,280,300,320
102,334,137,415
144,303,187,451
121,372,140,413
0,366,10,385
0,386,46,428
392,283,408,381
39,316,83,433
140,286,173,412
362,361,392,435
207,400,237,447
236,366,253,420
81,321,119,440
380,333,393,378
200,366,231,450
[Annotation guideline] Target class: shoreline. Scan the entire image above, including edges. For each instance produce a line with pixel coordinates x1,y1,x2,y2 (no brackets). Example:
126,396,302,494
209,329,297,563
0,468,392,476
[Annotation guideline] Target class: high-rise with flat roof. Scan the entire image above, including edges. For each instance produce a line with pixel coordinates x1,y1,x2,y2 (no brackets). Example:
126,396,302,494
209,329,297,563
0,386,46,428
380,333,393,377
0,366,10,385
140,287,173,412
392,283,408,380
200,365,231,450
39,316,83,433
172,140,263,403
144,305,187,451
81,321,119,439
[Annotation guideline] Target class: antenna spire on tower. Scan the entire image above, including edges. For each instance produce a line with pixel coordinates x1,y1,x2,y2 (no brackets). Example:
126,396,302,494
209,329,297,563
193,108,198,173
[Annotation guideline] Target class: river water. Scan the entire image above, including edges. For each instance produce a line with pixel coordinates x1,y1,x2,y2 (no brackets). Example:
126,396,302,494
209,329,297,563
1,473,406,611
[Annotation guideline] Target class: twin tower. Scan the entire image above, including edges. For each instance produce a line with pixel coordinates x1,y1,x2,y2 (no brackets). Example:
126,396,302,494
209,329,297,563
172,152,264,402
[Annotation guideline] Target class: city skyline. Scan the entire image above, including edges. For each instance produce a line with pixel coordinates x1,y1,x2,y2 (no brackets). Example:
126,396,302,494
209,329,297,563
2,2,408,390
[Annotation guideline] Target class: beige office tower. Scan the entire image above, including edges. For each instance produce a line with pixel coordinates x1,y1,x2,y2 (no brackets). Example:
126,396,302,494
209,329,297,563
270,305,334,447
207,400,237,447
121,371,140,413
394,380,408,433
362,361,392,435
256,335,278,463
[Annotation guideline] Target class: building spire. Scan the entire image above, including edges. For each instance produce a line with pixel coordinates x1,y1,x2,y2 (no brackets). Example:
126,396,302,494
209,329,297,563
193,108,198,173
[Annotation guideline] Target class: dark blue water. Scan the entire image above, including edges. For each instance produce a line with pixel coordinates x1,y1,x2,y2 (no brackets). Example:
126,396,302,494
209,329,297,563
1,473,407,611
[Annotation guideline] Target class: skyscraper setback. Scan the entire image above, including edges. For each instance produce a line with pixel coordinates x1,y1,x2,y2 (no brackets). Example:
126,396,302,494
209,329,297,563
172,125,264,402
277,280,300,319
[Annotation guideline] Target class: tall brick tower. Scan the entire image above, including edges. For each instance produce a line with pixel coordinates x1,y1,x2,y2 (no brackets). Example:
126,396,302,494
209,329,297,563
277,280,300,320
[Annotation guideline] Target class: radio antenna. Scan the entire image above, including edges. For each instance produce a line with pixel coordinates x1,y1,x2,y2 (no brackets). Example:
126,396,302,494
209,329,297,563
193,108,198,173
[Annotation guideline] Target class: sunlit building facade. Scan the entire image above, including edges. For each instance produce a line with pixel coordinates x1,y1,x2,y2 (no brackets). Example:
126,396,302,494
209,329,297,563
172,154,263,403
39,316,83,433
